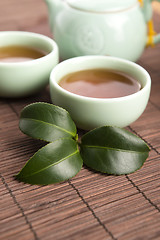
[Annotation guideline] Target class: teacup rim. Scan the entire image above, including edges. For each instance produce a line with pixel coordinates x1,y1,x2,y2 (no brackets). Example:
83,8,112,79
0,31,58,66
50,55,151,102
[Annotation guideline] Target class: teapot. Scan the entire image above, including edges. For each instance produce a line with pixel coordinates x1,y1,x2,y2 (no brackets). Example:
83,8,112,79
44,0,160,61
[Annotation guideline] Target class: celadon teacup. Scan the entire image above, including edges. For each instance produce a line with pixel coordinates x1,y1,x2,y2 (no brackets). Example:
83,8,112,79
0,31,59,97
50,56,151,130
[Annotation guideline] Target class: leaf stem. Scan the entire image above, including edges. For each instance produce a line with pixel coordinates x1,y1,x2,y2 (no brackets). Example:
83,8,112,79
73,134,79,142
77,141,81,147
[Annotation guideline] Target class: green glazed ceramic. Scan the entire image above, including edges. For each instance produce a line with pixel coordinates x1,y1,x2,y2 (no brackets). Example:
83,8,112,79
0,31,59,97
50,56,151,130
45,0,160,61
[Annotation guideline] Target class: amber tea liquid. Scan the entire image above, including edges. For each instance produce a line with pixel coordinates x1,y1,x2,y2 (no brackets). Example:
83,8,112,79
0,45,47,62
59,69,141,98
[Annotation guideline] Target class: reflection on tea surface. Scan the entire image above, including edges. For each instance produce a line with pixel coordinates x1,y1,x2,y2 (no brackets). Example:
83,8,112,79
0,45,47,62
59,69,141,98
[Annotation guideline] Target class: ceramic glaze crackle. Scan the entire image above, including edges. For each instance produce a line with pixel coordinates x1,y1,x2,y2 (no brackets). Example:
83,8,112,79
45,0,160,61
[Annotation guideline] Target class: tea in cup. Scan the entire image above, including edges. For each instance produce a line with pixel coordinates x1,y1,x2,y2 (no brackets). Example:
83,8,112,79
50,56,151,130
0,31,59,97
59,68,141,98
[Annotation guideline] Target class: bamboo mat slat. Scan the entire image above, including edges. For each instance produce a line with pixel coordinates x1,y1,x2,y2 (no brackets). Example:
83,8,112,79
0,0,160,240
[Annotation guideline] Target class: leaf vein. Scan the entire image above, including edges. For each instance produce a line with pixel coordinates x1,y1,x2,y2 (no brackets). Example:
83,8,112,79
21,117,75,137
19,150,79,179
82,145,148,153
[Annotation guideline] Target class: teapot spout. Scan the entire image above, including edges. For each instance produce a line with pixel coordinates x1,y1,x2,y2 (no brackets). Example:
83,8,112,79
44,0,64,32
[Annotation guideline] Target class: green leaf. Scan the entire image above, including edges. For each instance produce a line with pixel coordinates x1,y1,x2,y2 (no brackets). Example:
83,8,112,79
16,138,83,185
19,102,77,142
80,126,150,175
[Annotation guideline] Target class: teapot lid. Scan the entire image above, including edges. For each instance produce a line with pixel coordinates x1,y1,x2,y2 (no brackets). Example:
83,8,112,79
67,0,137,12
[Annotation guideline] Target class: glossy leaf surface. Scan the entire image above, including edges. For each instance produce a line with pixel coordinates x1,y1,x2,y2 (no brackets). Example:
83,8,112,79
19,102,77,142
16,138,83,185
80,126,150,175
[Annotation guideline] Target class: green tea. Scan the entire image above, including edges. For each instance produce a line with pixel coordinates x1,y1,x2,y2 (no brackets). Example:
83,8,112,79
59,69,141,98
0,45,47,62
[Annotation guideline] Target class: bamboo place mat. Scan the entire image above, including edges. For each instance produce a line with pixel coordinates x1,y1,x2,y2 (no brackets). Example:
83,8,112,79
0,1,160,240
